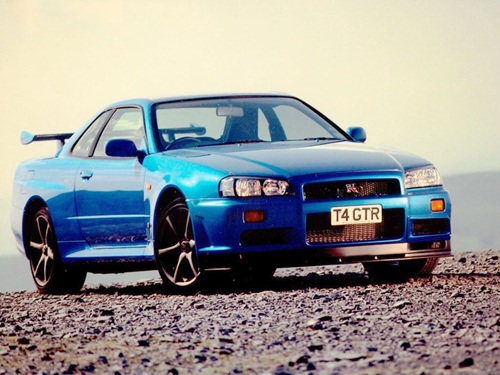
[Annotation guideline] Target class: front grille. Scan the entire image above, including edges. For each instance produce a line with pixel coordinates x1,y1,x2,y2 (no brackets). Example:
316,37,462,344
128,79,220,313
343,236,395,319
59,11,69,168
306,208,405,244
303,179,401,201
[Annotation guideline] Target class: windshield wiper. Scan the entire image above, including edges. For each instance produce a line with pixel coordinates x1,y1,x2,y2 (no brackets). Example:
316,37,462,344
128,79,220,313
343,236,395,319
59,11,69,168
221,140,266,145
194,139,266,147
301,137,343,142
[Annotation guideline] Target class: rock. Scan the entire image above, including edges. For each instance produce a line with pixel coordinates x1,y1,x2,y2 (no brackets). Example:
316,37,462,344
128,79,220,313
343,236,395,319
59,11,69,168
98,355,108,364
393,300,412,309
306,319,323,330
459,357,474,368
0,249,498,374
306,362,316,371
17,337,29,345
307,344,324,352
400,341,411,350
335,351,367,361
80,363,96,372
295,354,310,364
318,315,333,322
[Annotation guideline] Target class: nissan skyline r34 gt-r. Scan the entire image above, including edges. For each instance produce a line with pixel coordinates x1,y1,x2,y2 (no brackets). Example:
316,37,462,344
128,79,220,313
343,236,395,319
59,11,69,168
11,93,452,293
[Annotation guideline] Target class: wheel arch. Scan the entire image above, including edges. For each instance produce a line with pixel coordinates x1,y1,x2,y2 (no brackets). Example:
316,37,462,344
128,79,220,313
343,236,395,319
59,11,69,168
22,197,48,257
153,187,186,239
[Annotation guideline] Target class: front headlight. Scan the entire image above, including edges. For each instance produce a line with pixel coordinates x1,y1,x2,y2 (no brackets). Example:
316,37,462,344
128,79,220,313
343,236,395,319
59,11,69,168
404,166,442,189
220,177,291,197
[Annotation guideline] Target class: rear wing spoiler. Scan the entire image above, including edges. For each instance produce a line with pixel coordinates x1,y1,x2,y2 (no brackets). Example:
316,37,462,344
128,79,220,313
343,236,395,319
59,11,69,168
21,131,73,150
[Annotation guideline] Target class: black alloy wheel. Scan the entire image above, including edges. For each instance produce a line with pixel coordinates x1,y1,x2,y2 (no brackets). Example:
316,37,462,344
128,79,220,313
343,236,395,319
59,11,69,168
155,198,201,290
27,207,86,294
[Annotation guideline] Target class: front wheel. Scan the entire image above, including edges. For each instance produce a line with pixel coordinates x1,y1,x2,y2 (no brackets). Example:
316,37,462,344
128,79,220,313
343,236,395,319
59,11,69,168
363,257,439,280
27,207,86,294
155,198,201,291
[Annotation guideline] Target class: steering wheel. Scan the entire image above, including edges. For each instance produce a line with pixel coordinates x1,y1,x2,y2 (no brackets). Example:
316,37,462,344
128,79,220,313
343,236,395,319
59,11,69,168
165,137,202,151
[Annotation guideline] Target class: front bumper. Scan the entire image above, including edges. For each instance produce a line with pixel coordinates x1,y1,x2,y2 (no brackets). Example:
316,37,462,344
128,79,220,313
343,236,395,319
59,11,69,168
187,175,452,270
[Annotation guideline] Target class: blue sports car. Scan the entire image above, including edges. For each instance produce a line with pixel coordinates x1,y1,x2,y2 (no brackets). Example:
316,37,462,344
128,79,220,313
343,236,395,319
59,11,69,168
11,94,451,293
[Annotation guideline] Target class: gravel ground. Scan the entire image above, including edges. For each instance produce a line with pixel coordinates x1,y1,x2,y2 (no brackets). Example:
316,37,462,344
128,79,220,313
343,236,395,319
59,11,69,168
0,250,498,374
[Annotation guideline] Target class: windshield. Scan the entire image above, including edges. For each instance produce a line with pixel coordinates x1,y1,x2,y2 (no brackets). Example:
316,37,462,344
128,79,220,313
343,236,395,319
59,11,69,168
153,96,348,151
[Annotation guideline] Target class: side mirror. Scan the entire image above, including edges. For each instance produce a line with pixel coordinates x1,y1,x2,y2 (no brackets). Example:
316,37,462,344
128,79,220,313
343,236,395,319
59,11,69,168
105,138,139,157
346,127,367,143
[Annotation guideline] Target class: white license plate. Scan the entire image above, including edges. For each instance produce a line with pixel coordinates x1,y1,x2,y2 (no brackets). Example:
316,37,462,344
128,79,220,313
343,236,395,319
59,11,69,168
331,204,383,226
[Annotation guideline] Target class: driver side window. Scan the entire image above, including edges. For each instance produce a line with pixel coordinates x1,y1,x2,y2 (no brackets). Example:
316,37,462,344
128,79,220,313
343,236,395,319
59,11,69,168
93,108,145,157
72,110,112,157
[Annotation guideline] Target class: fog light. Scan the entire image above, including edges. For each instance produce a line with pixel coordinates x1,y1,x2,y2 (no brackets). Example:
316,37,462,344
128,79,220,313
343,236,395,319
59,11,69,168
244,210,265,223
430,199,445,212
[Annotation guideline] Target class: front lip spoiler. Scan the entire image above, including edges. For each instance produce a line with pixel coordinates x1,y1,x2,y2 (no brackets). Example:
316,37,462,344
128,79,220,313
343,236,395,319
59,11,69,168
322,241,452,263
200,241,452,270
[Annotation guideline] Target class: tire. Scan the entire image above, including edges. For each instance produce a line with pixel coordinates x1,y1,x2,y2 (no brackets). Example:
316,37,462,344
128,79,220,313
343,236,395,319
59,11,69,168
27,207,86,294
155,198,201,291
363,257,439,280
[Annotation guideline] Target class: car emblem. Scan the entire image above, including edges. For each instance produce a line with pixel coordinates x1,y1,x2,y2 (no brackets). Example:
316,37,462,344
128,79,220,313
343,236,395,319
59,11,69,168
345,183,363,196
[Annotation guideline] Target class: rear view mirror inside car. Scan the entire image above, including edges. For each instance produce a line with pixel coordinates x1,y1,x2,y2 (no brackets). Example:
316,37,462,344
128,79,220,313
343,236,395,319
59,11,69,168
216,106,244,117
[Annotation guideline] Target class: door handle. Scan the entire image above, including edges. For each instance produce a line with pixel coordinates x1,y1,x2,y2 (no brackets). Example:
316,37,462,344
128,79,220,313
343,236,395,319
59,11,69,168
80,170,93,180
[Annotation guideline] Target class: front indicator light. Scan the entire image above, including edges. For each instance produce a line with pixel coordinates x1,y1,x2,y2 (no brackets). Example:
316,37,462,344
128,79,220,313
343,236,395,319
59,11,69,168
244,210,265,223
431,199,445,212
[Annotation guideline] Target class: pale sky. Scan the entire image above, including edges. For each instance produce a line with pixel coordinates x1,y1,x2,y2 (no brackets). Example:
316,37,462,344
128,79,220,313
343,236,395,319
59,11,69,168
1,1,499,255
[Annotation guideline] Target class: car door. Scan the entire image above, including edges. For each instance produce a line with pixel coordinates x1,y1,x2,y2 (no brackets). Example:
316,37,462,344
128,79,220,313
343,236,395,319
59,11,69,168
74,107,148,248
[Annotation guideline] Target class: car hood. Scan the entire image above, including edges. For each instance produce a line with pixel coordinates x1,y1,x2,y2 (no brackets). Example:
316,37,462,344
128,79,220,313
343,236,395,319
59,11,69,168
164,141,431,178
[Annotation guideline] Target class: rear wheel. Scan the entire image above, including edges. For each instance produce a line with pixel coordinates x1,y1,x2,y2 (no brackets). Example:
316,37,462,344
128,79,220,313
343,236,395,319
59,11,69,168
27,207,86,294
363,257,439,280
155,198,201,291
